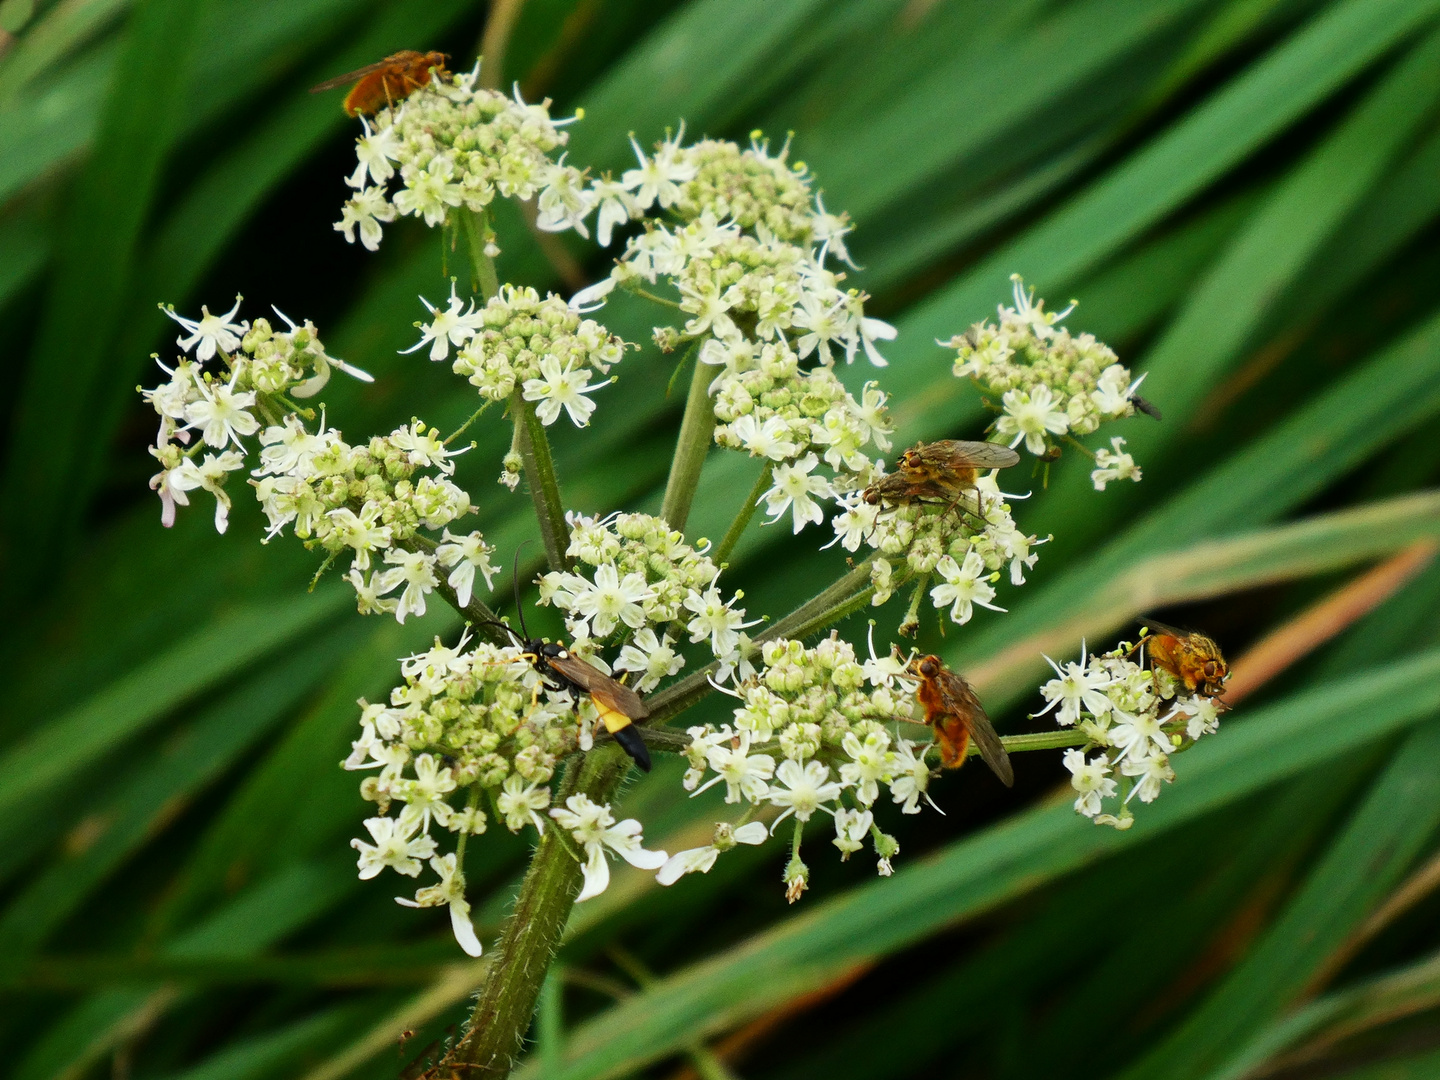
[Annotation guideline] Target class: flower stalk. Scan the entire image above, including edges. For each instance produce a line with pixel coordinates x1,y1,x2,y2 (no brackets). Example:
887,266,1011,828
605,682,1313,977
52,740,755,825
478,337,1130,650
660,344,715,534
713,460,774,567
511,390,571,572
449,744,632,1076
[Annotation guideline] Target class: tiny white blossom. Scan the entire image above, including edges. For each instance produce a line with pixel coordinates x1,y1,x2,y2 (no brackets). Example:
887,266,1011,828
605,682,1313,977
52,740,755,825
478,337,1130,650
550,794,667,902
615,628,684,692
763,453,835,534
497,775,551,833
767,759,845,829
929,551,1004,625
731,414,800,461
569,562,654,638
692,731,776,804
1063,749,1117,817
1091,436,1142,491
165,295,247,361
655,820,767,886
1036,646,1115,726
1121,749,1175,803
435,530,497,608
995,384,1069,455
522,355,606,426
684,587,759,658
401,283,484,362
351,816,436,879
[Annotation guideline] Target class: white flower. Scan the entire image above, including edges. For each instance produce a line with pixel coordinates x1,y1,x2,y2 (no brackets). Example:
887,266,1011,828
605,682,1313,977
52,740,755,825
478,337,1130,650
995,384,1069,455
862,624,909,689
1109,708,1171,763
392,153,465,225
763,453,835,533
348,118,399,187
568,562,653,638
376,548,439,623
435,529,497,608
730,414,800,461
591,177,639,247
497,774,551,833
888,740,936,814
550,794,667,902
401,283,484,362
929,551,1004,625
767,759,844,829
615,628,684,692
183,376,259,449
1062,749,1116,817
536,159,597,236
1092,365,1144,416
335,185,397,251
395,853,483,957
521,355,606,426
621,128,696,209
395,753,457,832
1120,749,1175,804
852,315,896,367
1091,436,1142,491
832,808,873,859
693,731,776,804
840,731,892,807
169,451,245,532
1036,646,1114,726
165,295,246,361
655,820,767,886
684,587,758,658
1175,696,1222,741
351,816,436,879
326,501,393,570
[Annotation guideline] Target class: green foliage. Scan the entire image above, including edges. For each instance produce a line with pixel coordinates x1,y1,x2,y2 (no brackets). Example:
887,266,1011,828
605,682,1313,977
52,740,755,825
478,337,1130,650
3,1,1440,1078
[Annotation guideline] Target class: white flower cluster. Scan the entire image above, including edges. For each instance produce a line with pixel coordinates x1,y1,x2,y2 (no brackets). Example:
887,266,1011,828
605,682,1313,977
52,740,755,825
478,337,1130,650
707,337,894,532
143,299,372,533
1040,640,1222,830
334,64,585,250
404,283,629,430
670,634,931,900
539,512,755,689
345,634,663,954
831,473,1044,628
947,275,1146,489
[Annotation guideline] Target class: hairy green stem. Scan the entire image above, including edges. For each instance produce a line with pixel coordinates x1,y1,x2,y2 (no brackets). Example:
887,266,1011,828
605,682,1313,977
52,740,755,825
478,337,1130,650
660,344,714,533
713,460,773,567
510,391,571,573
462,209,501,300
449,744,631,1076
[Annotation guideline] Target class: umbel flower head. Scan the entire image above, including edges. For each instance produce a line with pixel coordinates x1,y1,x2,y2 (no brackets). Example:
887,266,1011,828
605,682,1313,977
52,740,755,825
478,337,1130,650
539,512,755,689
142,300,372,533
346,632,662,953
947,275,1147,489
334,62,590,250
404,284,631,428
1039,638,1224,830
671,634,923,894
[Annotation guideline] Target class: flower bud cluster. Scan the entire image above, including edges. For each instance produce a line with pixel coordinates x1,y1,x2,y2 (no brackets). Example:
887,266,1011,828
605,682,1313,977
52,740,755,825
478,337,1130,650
404,283,629,428
539,512,755,689
946,275,1145,489
345,633,606,955
666,634,928,894
143,299,372,533
1039,640,1222,830
335,64,585,249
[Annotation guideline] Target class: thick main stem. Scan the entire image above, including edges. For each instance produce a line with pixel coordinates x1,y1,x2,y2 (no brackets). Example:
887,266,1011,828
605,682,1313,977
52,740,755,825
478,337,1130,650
511,391,571,572
449,745,631,1076
660,345,714,534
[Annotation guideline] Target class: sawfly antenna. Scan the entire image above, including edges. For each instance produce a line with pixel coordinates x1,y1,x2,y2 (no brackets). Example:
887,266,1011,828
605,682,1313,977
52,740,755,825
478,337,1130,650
511,540,534,641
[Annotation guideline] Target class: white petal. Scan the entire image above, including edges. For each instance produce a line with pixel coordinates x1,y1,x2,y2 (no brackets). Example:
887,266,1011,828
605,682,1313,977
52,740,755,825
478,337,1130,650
450,901,483,957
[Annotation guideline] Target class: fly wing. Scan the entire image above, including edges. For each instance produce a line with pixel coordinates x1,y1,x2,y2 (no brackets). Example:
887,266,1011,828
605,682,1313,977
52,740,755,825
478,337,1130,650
966,709,1014,787
943,440,1020,470
1138,616,1190,638
938,669,1013,786
309,54,407,93
546,654,649,719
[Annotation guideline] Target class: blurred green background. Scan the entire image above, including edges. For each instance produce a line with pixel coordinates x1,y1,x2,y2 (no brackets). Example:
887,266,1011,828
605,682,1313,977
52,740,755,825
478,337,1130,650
5,1,1440,1078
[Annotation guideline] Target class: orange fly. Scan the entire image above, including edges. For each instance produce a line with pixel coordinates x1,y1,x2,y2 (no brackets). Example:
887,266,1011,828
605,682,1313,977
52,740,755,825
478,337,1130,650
1136,620,1229,698
864,439,1019,512
310,50,450,116
906,654,1013,785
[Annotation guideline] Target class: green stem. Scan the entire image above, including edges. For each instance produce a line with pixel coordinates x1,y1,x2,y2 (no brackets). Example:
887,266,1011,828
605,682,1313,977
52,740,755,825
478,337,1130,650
461,209,501,301
713,459,773,567
993,730,1089,755
510,391,571,573
445,400,494,446
448,745,631,1076
660,343,714,534
630,286,683,310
